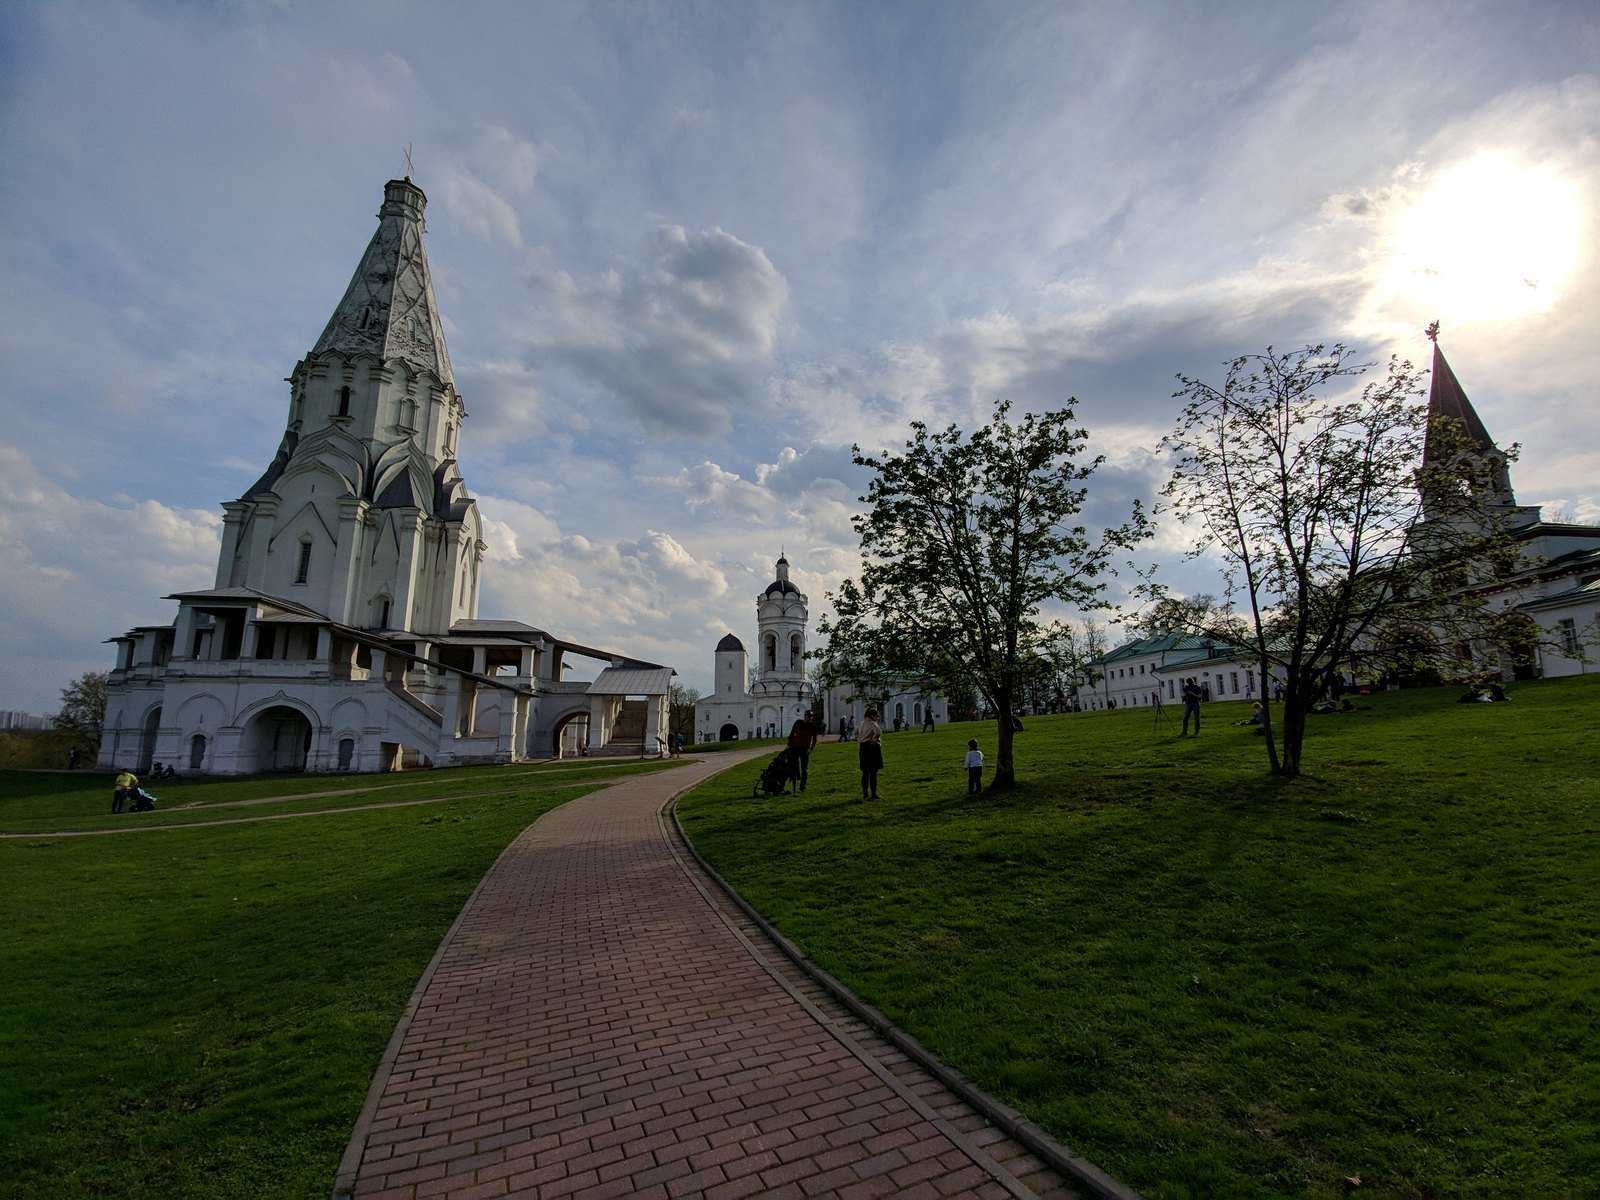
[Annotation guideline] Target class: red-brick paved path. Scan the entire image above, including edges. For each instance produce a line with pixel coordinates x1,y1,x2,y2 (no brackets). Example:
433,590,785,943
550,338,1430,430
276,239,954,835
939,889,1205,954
337,752,1093,1199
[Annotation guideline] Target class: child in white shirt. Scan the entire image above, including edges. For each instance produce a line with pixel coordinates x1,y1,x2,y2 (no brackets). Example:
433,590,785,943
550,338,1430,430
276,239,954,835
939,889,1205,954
965,739,983,794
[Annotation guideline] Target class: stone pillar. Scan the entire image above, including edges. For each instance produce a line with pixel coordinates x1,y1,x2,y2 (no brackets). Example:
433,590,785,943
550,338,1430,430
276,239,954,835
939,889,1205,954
497,693,519,763
245,498,278,584
392,510,427,632
439,673,463,744
512,692,532,760
329,496,369,625
216,503,250,588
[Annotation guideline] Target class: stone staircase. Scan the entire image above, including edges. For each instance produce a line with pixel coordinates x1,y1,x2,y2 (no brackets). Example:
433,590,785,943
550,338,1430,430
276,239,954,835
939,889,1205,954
594,699,652,757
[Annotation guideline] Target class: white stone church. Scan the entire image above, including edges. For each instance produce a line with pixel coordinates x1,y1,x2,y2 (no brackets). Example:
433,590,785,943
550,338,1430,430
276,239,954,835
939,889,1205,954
98,178,672,775
694,554,951,741
695,555,816,742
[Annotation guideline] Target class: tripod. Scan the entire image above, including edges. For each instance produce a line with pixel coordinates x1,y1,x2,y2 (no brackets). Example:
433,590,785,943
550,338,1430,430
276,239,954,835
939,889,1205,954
1151,693,1171,734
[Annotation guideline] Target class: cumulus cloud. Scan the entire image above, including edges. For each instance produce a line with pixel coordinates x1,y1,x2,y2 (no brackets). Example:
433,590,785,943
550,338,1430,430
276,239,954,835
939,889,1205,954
524,225,789,432
0,448,220,710
435,126,543,248
473,493,735,679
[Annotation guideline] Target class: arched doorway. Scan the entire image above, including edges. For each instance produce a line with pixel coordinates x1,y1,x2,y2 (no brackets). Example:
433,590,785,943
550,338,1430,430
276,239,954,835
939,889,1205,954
138,706,162,772
553,713,590,758
245,705,312,772
719,722,740,742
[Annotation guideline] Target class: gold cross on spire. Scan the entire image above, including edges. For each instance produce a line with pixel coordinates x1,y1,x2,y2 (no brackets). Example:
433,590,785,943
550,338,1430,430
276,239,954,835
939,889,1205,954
404,143,414,181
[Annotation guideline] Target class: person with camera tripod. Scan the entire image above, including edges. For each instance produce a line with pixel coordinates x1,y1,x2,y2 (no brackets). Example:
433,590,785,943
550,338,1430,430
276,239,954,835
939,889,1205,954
1181,677,1204,737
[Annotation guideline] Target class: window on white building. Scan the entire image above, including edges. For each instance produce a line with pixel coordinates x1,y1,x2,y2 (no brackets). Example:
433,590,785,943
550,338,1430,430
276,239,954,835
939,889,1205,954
1559,618,1579,655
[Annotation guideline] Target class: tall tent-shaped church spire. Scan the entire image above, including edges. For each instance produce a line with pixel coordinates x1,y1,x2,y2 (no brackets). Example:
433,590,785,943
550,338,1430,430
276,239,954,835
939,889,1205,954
312,178,453,384
1420,323,1521,522
215,177,483,635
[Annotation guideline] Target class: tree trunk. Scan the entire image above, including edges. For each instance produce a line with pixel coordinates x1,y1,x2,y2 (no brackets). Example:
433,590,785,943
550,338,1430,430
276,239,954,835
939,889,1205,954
992,701,1017,790
1256,660,1281,775
1277,693,1307,778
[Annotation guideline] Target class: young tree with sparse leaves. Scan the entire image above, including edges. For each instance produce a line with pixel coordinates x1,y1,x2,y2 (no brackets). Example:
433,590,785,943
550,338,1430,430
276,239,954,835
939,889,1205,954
53,671,108,756
820,399,1148,790
1158,344,1519,778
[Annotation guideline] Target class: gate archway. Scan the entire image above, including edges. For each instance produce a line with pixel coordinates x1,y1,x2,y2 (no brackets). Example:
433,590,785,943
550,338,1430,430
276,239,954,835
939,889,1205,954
243,705,313,773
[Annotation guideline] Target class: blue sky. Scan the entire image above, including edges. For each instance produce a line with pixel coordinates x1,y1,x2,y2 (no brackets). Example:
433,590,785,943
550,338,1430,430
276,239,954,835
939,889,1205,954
2,0,1596,713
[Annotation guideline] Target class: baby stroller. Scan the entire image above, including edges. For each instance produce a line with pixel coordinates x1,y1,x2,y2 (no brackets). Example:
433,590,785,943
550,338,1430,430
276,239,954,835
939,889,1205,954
753,748,797,798
128,787,158,813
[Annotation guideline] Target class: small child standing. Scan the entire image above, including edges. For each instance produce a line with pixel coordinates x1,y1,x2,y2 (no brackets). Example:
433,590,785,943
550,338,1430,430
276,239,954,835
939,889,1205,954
964,739,983,794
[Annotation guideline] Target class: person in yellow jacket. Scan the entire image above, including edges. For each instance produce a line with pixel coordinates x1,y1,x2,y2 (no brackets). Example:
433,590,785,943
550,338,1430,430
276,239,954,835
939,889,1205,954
113,768,138,814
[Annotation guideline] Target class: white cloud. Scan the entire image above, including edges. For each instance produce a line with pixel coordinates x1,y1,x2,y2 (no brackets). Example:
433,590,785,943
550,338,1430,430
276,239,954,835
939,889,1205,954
523,225,789,432
439,170,524,248
0,448,220,711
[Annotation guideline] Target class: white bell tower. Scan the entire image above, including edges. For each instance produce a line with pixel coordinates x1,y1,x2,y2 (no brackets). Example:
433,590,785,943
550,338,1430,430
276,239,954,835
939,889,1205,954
756,554,807,684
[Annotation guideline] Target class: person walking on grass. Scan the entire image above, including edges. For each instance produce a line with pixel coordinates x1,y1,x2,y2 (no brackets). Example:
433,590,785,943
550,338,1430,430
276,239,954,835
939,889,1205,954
857,708,884,799
787,714,818,791
965,738,984,794
1181,677,1204,737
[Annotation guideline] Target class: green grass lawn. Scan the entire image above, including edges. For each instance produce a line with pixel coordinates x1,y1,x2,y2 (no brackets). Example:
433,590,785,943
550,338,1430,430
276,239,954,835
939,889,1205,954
0,758,673,1200
679,678,1600,1200
4,692,1596,1200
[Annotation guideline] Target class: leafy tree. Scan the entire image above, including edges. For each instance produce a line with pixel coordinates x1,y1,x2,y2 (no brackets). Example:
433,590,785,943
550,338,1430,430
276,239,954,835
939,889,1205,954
53,671,107,756
667,683,701,738
1158,344,1518,777
820,399,1148,789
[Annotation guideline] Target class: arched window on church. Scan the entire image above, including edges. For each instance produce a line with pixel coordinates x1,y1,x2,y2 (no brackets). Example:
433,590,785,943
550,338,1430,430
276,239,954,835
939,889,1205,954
765,635,777,672
337,385,351,417
295,539,313,585
789,633,802,670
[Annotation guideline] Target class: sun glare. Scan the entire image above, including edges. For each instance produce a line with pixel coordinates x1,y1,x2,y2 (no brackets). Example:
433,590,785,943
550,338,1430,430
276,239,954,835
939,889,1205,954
1382,155,1583,323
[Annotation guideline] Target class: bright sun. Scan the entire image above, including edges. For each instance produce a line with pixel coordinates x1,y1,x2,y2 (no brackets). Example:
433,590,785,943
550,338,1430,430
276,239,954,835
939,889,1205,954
1382,154,1583,323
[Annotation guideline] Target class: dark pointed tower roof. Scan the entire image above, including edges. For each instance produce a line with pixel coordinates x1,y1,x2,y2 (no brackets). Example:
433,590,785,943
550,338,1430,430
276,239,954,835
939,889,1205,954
1420,324,1519,517
716,633,746,652
312,178,453,383
1424,336,1496,461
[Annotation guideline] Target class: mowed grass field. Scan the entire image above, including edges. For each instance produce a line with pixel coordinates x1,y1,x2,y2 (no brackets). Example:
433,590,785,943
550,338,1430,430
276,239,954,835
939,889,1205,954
2,681,1596,1200
678,677,1600,1200
0,758,679,1200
